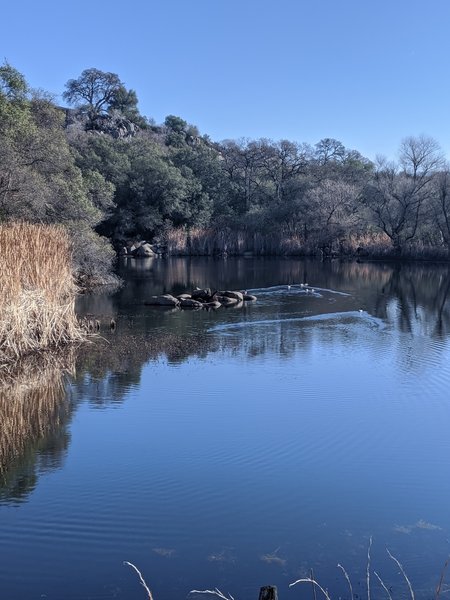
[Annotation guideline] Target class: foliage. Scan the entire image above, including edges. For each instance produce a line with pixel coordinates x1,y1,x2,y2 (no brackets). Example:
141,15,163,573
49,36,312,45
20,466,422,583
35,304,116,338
0,62,116,283
3,61,450,268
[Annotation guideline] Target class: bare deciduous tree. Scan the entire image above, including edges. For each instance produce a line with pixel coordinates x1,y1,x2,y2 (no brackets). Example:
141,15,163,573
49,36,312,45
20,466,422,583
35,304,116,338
362,136,444,254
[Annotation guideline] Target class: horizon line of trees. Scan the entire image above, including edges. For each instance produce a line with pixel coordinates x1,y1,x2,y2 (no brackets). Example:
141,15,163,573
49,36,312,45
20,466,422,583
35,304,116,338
2,62,450,282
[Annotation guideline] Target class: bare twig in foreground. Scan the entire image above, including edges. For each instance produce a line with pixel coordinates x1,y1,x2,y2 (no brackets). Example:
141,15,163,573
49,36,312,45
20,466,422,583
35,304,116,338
367,536,373,600
189,588,235,600
374,571,393,600
289,578,331,600
386,548,415,600
436,558,450,600
311,568,318,600
123,561,154,600
337,563,354,600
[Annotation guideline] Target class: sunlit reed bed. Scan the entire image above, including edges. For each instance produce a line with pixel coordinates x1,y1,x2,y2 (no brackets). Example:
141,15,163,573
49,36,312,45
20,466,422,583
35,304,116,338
0,223,84,364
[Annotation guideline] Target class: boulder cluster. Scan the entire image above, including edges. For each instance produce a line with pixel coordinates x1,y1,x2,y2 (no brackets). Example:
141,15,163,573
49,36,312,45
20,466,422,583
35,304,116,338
144,288,257,309
119,242,163,257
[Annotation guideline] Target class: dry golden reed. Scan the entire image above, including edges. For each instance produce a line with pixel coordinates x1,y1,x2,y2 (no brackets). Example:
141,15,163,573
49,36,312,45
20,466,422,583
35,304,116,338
0,223,84,364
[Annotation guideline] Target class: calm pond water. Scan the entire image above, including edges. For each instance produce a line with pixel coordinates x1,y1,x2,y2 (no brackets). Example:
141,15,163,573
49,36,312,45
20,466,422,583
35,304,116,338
1,257,450,600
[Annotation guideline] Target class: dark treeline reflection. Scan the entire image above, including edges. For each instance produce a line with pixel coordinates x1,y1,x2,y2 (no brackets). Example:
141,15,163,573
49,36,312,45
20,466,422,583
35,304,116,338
4,258,450,502
0,352,75,503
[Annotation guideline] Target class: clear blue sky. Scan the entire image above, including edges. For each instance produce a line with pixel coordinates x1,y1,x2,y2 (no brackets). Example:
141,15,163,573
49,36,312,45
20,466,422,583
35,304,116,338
3,0,450,160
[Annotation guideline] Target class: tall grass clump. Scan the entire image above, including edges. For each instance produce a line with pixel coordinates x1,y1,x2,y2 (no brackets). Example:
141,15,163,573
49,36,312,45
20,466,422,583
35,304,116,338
0,223,84,364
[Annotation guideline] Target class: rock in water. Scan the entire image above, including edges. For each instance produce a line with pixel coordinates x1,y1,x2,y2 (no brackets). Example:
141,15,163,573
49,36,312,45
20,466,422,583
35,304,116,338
203,301,222,309
222,290,244,302
135,243,156,257
144,295,180,307
191,288,211,300
217,296,239,306
179,298,203,309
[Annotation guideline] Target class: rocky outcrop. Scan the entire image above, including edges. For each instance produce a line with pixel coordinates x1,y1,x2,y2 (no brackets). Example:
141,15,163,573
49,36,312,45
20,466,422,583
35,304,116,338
145,288,257,310
203,301,222,309
216,295,238,306
191,288,212,301
179,298,204,309
119,241,166,257
144,295,180,307
144,288,256,310
222,290,244,302
63,107,139,139
135,243,156,257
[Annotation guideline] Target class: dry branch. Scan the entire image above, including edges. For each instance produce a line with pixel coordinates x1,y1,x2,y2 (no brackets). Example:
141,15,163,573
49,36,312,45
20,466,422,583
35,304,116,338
337,563,354,600
289,578,331,600
123,561,154,600
386,548,415,600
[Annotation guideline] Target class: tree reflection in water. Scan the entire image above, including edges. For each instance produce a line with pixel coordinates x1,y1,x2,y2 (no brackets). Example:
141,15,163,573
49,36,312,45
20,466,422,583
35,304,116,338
3,259,450,503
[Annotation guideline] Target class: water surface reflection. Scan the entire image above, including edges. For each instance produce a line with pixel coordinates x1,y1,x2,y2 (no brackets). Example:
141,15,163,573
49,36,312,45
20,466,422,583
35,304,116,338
0,352,75,504
1,258,450,600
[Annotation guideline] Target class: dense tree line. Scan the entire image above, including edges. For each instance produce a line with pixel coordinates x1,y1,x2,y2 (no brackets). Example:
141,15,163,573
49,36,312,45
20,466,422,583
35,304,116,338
2,63,450,283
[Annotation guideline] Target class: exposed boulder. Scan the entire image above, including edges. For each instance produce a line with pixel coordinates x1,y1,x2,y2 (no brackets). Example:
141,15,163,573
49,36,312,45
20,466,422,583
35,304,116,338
135,243,156,257
217,295,238,306
203,301,222,309
192,288,212,301
222,290,244,302
179,298,203,309
144,294,180,307
144,286,256,310
64,107,139,139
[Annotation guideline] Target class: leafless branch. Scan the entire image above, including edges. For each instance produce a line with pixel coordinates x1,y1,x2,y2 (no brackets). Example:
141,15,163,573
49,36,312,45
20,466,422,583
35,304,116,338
289,578,331,600
123,561,154,600
337,563,354,600
386,548,414,600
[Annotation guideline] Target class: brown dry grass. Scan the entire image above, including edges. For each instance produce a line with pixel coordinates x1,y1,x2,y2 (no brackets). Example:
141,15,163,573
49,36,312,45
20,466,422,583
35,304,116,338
162,227,392,257
0,223,84,364
161,226,450,260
